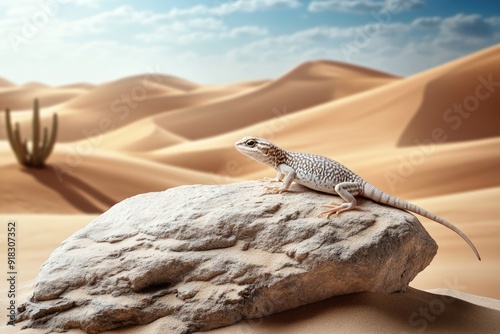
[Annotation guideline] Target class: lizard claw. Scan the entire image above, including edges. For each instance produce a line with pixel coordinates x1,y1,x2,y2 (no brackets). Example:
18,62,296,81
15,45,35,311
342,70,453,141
318,211,334,219
264,186,285,194
319,202,352,218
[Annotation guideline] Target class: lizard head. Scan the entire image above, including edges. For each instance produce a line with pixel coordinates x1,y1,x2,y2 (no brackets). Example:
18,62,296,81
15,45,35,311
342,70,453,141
235,136,282,168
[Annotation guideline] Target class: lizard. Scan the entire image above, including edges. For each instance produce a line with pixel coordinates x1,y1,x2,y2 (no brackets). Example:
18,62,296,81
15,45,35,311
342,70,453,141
235,136,481,261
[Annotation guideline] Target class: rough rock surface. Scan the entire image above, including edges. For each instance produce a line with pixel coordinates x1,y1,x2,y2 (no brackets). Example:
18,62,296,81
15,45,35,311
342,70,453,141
17,181,437,333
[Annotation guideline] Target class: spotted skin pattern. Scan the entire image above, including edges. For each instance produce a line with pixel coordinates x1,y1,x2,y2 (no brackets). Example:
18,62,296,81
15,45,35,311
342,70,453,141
235,136,481,261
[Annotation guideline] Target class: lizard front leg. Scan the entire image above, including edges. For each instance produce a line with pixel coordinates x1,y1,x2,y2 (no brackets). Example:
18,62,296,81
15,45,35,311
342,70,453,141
259,171,284,183
319,182,363,218
265,164,295,194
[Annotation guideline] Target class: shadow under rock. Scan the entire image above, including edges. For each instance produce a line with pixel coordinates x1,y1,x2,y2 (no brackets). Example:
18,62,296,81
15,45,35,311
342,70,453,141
211,287,500,334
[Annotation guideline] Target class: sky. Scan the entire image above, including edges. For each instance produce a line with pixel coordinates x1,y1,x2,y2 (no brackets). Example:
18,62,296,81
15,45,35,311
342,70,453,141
1,0,499,86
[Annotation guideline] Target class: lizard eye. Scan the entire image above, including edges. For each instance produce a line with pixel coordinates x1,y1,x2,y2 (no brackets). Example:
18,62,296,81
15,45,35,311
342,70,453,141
245,140,256,147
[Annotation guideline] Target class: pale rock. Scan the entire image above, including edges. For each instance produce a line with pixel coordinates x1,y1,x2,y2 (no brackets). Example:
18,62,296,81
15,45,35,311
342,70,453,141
17,181,437,333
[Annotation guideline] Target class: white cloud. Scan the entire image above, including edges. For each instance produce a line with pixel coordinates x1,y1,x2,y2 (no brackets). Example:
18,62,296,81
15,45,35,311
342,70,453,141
409,14,500,52
136,22,268,44
42,4,281,39
309,0,384,13
1,2,499,88
141,0,301,19
221,26,268,38
231,26,353,51
397,14,500,64
225,22,410,64
213,0,301,15
0,0,98,16
441,13,492,37
2,0,300,34
385,0,424,11
223,11,500,79
308,0,424,14
411,16,442,29
61,6,144,34
485,17,500,26
65,0,100,7
412,14,500,36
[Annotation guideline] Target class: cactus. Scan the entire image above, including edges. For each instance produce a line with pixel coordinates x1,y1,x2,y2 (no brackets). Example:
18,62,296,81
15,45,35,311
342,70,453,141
5,98,58,168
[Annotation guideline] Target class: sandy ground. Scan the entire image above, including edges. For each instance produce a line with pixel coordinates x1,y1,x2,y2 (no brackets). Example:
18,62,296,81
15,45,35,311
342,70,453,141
1,45,499,332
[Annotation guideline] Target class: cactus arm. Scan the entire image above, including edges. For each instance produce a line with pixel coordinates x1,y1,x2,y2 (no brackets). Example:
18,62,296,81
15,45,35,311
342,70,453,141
4,99,58,168
4,109,20,153
40,127,48,159
21,139,29,166
42,113,58,162
32,98,41,166
14,124,29,165
5,109,26,165
22,140,29,163
5,109,13,142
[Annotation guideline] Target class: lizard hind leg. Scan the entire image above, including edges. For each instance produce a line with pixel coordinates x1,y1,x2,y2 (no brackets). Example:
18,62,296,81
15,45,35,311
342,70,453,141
319,182,362,218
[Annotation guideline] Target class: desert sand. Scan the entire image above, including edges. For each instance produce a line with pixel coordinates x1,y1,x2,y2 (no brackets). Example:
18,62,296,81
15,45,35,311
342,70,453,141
1,45,499,333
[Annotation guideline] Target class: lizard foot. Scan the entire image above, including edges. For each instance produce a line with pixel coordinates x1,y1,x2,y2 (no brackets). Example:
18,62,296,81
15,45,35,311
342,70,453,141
264,186,285,194
322,200,341,206
319,202,353,218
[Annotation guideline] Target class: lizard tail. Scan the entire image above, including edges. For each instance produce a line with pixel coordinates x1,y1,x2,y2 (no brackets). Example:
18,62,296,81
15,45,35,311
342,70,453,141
362,183,481,261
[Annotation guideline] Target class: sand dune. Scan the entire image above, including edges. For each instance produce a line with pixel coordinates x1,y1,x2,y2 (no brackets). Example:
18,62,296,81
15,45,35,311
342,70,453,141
1,59,399,146
57,82,96,90
150,60,398,139
56,84,259,143
0,146,215,213
3,45,499,206
150,135,500,201
0,78,260,143
63,74,199,109
90,118,188,151
1,45,498,214
410,186,500,298
22,82,50,89
140,67,427,169
0,77,15,87
278,59,399,96
229,79,271,88
398,44,500,145
143,45,500,198
0,45,499,334
0,85,87,110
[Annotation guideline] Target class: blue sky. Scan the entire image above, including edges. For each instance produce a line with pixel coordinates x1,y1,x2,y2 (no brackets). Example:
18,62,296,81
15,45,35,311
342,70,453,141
1,0,499,86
